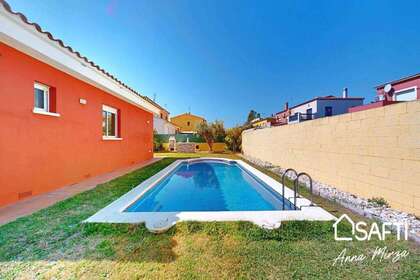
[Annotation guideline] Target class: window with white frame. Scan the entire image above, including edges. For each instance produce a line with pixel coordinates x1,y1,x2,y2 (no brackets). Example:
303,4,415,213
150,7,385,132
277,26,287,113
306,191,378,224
102,105,119,138
34,83,49,112
393,87,417,101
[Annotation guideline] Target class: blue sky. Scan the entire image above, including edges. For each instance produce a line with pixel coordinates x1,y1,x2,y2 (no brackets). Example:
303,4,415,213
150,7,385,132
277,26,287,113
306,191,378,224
8,0,420,127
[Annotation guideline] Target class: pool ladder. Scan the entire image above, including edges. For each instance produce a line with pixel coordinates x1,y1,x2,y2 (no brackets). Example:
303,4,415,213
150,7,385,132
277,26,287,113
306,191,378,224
281,169,315,210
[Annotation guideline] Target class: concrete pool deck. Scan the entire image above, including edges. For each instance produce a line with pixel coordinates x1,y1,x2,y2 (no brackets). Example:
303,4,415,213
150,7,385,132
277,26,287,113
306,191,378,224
0,158,161,226
86,158,336,233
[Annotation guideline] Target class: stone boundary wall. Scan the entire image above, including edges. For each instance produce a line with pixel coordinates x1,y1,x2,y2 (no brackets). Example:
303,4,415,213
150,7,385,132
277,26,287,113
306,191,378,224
242,101,420,215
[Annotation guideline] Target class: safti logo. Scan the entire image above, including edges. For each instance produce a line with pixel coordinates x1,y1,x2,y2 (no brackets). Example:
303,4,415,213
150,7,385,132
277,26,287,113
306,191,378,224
333,214,408,241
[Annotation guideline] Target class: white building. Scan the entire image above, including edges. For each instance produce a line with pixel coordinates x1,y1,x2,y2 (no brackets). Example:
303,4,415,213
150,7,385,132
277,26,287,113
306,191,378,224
288,90,364,124
153,114,178,134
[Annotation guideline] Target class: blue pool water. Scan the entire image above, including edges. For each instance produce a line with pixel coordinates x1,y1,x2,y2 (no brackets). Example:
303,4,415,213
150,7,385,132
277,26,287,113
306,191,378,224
125,160,295,212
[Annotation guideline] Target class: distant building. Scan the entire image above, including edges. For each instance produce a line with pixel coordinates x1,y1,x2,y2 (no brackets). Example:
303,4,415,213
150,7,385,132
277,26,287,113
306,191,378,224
250,117,274,128
376,73,419,101
275,89,364,124
152,107,178,134
170,113,206,133
273,102,291,126
349,73,419,113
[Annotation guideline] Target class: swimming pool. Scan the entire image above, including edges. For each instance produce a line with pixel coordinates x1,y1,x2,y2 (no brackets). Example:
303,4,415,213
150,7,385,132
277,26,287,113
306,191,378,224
86,158,335,232
125,160,295,212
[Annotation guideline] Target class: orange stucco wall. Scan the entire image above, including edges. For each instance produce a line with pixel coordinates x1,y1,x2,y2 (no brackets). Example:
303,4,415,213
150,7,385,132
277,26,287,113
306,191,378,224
0,43,153,207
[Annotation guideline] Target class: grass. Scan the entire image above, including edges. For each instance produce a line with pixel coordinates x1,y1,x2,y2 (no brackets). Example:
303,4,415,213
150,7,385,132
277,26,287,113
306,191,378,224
0,153,418,279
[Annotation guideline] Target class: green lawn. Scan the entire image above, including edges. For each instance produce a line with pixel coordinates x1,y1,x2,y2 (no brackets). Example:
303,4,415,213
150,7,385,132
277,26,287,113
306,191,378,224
0,154,418,279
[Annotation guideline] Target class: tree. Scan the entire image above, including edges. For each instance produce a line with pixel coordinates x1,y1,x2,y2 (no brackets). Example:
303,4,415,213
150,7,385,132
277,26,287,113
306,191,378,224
197,122,215,152
246,110,261,125
212,120,226,142
225,126,243,152
197,121,226,152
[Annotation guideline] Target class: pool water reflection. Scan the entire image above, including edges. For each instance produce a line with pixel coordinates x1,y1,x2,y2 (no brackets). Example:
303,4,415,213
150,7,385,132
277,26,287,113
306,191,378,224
125,160,295,212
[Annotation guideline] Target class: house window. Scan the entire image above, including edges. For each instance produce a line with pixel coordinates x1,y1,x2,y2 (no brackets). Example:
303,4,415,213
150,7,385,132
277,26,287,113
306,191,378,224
102,105,120,139
306,108,313,120
325,106,333,117
33,82,59,117
34,83,49,112
187,121,190,126
394,87,417,101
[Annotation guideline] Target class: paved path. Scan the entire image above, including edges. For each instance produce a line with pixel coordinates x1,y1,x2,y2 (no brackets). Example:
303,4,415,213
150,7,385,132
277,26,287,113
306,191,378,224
0,158,161,226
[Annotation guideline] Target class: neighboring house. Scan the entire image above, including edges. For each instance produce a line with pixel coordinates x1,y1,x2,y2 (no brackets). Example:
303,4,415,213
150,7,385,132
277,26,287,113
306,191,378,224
171,113,206,133
0,1,164,207
349,73,420,113
153,107,179,134
250,117,274,128
281,90,364,124
273,102,291,126
376,73,419,102
153,115,179,134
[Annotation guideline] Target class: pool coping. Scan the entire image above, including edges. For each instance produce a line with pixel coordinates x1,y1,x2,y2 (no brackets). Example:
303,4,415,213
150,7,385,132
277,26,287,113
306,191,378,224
84,158,336,232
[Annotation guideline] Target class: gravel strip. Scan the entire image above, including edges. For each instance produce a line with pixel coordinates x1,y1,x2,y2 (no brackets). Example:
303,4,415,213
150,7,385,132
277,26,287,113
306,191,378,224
242,154,420,244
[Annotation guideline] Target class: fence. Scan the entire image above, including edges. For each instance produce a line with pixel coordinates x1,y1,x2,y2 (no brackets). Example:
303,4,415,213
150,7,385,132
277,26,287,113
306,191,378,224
242,101,420,215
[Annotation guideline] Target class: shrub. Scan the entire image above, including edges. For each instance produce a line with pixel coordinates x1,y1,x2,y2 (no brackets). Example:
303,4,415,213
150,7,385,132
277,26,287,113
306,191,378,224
368,197,390,208
225,126,243,152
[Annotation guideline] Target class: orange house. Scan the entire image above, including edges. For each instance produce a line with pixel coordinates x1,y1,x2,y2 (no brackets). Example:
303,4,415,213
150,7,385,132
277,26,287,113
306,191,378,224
0,1,164,207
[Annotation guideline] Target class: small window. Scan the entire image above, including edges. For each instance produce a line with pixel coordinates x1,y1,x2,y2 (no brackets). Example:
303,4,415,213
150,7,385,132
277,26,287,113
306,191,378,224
394,87,417,101
187,121,190,126
325,106,333,117
34,83,49,112
102,105,119,138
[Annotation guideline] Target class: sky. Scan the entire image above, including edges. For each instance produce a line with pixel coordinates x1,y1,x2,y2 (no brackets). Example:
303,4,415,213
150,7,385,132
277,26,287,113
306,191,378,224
7,0,420,127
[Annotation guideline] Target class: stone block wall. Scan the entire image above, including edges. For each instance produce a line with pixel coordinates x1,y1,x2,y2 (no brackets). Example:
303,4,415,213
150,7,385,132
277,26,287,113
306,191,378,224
242,101,420,215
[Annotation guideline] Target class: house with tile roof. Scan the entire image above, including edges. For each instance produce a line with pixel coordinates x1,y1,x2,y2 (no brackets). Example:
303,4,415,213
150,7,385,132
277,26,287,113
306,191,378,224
274,90,364,125
0,0,166,207
170,113,206,133
349,73,420,113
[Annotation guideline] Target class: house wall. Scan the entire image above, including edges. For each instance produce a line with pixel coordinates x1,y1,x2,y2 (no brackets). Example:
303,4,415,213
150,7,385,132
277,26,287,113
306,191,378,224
242,101,420,215
274,110,290,125
289,99,363,119
171,114,206,132
315,99,364,118
0,43,153,207
153,116,177,134
252,119,271,128
290,100,318,116
377,78,420,100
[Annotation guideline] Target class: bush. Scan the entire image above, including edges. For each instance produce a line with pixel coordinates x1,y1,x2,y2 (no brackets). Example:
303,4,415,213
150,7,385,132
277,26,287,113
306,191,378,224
368,197,390,208
153,132,165,151
225,126,243,152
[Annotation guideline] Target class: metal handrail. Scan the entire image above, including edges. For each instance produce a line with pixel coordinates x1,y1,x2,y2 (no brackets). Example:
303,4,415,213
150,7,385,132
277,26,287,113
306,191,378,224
295,172,315,206
299,113,314,121
281,168,298,210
